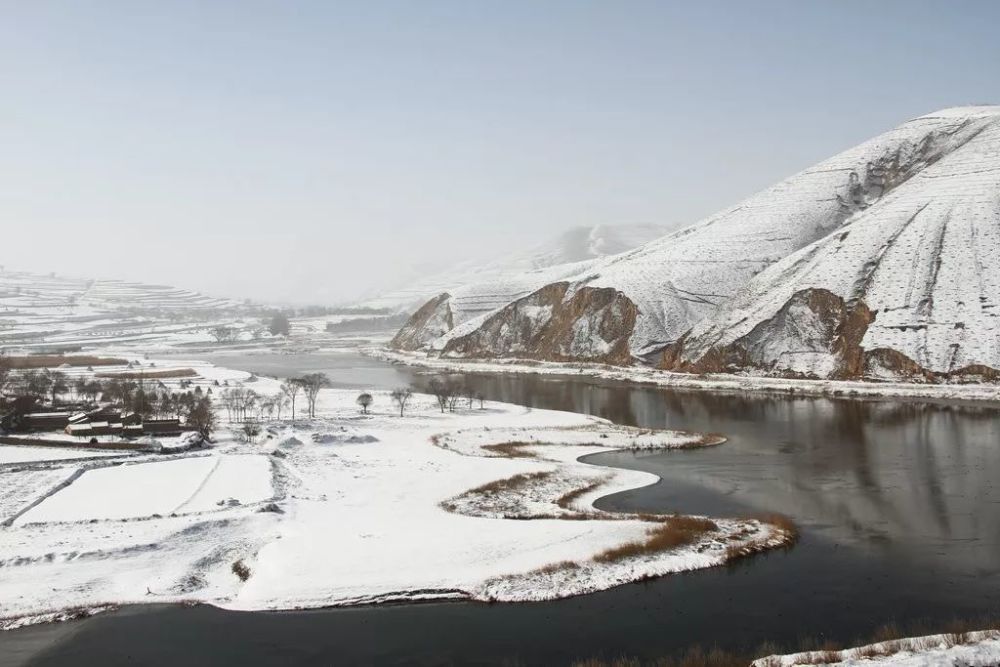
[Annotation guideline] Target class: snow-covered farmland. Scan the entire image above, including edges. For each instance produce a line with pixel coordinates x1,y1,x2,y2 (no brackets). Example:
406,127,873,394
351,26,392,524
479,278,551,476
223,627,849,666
0,384,790,628
14,455,273,524
0,468,80,525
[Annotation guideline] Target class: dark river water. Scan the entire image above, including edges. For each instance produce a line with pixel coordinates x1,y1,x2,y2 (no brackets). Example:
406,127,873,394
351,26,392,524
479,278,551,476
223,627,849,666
6,352,1000,666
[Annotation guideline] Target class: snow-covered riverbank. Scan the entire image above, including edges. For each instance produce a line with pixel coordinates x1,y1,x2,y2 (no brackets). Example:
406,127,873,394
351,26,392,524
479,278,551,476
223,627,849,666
372,348,1000,403
0,369,792,629
756,630,1000,666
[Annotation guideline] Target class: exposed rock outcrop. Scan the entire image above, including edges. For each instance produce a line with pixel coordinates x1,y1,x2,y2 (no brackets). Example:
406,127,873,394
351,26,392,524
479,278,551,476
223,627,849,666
662,288,878,379
667,288,1000,383
390,293,453,351
440,283,637,365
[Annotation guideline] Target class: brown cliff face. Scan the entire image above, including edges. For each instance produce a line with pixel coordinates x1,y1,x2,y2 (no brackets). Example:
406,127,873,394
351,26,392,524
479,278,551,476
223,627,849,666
440,283,637,365
661,289,867,378
389,293,453,351
661,288,998,382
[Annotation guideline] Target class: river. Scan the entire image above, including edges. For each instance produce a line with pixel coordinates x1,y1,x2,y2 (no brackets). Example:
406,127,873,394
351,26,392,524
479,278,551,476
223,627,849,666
6,351,1000,666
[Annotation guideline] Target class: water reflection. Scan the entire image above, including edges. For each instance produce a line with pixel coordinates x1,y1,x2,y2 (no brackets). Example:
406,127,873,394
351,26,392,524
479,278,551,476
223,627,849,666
11,357,1000,665
451,372,1000,584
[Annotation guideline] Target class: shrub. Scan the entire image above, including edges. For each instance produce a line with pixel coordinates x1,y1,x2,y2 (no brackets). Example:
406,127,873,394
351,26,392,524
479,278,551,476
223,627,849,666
231,560,251,582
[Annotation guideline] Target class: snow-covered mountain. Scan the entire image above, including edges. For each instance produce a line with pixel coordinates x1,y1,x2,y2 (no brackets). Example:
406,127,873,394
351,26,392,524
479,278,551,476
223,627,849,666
376,224,672,350
667,106,1000,381
398,106,1000,382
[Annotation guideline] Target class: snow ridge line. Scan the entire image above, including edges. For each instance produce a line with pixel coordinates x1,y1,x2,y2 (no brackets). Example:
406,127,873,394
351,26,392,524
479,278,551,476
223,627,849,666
2,468,86,527
170,457,222,514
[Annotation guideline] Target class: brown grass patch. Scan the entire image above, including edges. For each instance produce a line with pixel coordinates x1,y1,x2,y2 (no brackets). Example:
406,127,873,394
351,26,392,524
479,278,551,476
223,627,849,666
467,471,552,496
96,368,198,379
532,560,579,575
593,516,717,563
482,442,536,458
753,512,798,538
556,480,604,510
871,620,903,643
797,649,841,664
854,642,892,659
8,355,127,369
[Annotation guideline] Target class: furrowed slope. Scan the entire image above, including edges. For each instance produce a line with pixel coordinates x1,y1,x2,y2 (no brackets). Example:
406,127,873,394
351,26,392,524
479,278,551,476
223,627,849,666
428,106,1000,368
666,107,1000,381
0,269,239,351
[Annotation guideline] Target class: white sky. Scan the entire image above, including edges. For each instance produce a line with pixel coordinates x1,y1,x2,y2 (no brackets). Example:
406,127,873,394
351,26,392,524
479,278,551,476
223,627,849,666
1,2,997,305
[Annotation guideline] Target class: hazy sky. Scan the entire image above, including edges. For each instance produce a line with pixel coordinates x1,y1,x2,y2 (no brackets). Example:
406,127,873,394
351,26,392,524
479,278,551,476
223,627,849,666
2,1,998,305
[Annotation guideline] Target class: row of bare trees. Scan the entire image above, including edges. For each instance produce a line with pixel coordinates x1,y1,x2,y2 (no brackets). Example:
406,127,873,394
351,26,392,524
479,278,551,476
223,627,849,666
218,373,334,425
219,386,290,422
426,377,485,413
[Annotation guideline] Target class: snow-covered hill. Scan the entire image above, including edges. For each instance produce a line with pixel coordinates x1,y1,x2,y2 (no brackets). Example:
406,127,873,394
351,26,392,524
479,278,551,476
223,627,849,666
0,270,240,351
668,106,1000,381
378,224,671,350
398,106,1000,382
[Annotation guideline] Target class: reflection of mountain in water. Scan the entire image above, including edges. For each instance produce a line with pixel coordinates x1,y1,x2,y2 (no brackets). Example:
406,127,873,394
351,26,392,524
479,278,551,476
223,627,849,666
455,371,1000,580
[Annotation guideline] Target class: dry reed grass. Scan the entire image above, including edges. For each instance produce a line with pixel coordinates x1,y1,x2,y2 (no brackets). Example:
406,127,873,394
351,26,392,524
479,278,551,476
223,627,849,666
482,442,536,458
593,516,717,563
9,355,127,369
96,368,197,379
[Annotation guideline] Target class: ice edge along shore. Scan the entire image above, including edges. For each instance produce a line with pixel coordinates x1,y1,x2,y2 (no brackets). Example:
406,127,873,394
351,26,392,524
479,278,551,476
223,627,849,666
371,347,1000,404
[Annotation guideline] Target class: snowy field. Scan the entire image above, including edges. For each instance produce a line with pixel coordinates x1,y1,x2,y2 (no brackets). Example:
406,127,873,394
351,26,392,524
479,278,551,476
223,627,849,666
14,455,272,524
0,378,790,628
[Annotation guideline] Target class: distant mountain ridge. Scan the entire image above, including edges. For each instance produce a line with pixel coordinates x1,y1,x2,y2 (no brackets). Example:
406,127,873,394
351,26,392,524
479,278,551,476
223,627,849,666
363,223,671,315
357,224,672,351
394,106,1000,383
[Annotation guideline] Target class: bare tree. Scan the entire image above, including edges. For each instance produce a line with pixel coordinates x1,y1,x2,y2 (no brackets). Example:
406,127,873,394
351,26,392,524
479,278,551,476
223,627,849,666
210,326,237,344
48,371,69,406
272,392,288,420
390,388,413,417
20,370,52,402
356,392,373,414
186,396,217,438
0,350,11,397
298,373,331,418
219,388,236,421
82,380,103,404
242,421,262,443
268,312,290,336
260,396,276,421
239,389,259,422
281,380,301,421
427,377,454,414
